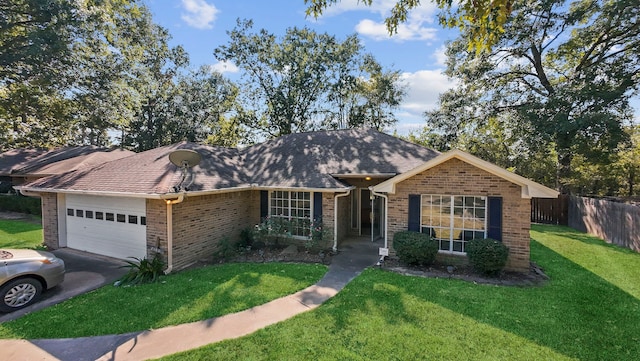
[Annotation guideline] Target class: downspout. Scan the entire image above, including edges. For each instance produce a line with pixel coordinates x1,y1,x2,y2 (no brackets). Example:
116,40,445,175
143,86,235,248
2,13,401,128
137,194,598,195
163,193,185,274
370,188,388,265
333,189,352,252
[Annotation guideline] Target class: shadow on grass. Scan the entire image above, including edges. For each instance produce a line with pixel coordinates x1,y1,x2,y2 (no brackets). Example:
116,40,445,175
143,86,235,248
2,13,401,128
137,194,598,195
532,224,637,255
348,240,640,361
0,263,326,339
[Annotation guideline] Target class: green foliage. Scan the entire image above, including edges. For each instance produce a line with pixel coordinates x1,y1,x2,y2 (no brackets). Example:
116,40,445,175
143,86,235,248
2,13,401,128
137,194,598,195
238,227,255,249
466,238,509,276
118,254,165,285
304,0,512,53
254,216,294,247
213,236,239,261
0,195,41,215
214,19,404,137
392,231,439,266
425,0,639,194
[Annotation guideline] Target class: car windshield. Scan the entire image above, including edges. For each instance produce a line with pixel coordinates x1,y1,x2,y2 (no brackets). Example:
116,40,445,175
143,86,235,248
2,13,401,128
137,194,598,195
0,250,13,259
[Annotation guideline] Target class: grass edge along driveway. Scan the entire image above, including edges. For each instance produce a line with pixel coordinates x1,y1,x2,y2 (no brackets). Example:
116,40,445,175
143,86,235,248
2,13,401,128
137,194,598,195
159,224,640,361
0,262,327,339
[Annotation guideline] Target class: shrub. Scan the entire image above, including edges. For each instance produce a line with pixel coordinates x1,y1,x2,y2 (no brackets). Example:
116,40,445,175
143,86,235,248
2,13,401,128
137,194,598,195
466,238,509,276
393,231,439,266
213,236,238,261
238,227,254,249
0,194,41,215
118,254,165,285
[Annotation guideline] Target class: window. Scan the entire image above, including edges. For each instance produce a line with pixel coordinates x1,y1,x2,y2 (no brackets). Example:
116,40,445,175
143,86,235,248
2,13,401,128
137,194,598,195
106,213,114,221
421,195,486,254
67,208,74,216
95,212,104,220
76,209,84,218
270,191,312,237
85,210,94,219
128,215,138,224
117,214,126,223
140,216,146,226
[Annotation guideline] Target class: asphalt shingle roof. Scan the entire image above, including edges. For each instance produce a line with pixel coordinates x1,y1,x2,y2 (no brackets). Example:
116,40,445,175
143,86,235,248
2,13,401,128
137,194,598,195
22,129,440,195
0,146,105,176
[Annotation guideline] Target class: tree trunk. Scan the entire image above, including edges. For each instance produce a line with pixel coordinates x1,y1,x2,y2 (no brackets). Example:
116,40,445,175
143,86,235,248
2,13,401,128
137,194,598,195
555,132,573,195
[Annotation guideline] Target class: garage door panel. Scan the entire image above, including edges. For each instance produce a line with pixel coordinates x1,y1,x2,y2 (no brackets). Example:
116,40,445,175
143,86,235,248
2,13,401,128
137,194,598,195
65,195,147,260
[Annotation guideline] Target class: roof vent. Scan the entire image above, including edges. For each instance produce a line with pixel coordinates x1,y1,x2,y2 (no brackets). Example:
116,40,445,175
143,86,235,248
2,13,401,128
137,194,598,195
168,149,201,192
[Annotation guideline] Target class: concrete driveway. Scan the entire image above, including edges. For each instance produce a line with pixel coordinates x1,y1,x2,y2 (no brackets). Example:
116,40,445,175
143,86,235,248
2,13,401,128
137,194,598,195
0,248,128,322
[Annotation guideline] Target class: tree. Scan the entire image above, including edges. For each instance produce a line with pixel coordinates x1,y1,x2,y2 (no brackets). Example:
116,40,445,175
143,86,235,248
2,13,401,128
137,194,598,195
425,0,639,193
215,19,404,137
1,0,188,149
347,55,406,130
304,0,514,52
124,66,242,151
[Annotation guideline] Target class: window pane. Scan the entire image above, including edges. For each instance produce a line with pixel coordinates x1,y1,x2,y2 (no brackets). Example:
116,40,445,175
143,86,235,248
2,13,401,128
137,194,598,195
85,211,94,219
117,214,126,223
453,241,464,252
96,212,104,220
140,216,147,225
67,209,74,216
128,215,138,224
76,209,83,217
106,213,114,221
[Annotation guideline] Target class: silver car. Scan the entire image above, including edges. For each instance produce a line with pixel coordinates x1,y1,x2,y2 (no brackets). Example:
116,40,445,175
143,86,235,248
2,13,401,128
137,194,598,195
0,249,65,313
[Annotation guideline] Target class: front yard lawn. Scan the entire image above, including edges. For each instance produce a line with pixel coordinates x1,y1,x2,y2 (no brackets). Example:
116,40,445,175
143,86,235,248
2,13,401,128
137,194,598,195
0,219,43,249
0,263,327,338
160,225,640,361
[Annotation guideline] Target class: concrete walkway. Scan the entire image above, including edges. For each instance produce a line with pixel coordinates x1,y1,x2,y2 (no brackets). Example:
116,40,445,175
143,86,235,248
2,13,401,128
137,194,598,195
0,237,381,361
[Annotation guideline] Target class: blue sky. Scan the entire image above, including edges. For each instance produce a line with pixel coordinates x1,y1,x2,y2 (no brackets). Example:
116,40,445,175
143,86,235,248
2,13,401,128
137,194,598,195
143,0,638,135
144,0,459,135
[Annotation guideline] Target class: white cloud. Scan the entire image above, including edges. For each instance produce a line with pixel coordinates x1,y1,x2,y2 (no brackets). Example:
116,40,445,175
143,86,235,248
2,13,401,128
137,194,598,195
399,70,457,117
180,0,219,30
356,19,437,41
209,60,239,74
434,45,448,67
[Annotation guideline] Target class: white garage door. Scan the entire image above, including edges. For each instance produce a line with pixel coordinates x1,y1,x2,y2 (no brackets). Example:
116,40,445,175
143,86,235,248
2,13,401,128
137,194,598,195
65,195,147,260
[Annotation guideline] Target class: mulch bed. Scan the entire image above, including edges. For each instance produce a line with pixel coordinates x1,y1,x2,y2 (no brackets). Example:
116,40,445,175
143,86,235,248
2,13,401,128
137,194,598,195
381,257,549,286
219,244,335,265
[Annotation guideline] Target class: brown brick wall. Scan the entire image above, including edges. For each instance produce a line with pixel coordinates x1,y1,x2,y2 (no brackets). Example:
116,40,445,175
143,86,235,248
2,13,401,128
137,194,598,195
387,158,531,272
146,199,167,262
170,191,256,270
40,193,58,249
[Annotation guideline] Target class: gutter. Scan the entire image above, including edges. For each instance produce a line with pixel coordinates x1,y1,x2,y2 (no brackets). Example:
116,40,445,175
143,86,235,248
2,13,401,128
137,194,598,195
161,193,186,274
369,187,388,266
333,188,353,252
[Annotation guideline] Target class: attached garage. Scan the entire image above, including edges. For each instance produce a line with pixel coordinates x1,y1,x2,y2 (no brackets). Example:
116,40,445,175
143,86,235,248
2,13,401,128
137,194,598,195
64,194,147,260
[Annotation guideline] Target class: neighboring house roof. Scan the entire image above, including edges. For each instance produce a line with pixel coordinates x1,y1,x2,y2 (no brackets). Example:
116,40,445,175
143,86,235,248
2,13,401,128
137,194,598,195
18,129,440,197
372,149,559,199
0,146,107,176
17,149,136,177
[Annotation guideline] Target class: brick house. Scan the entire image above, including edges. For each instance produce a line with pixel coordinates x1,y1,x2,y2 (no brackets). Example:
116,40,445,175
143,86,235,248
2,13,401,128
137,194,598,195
16,129,557,272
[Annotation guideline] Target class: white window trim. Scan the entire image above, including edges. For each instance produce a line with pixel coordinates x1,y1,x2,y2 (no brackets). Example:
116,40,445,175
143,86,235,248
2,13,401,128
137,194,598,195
420,194,487,255
268,190,314,239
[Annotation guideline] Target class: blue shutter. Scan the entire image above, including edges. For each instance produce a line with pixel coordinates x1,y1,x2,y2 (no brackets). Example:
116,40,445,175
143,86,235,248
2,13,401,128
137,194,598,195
260,190,268,219
408,194,421,232
313,192,323,220
487,197,503,241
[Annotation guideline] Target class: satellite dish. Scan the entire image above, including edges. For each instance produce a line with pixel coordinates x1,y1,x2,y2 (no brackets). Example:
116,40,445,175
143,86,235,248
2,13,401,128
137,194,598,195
169,149,201,168
168,149,201,192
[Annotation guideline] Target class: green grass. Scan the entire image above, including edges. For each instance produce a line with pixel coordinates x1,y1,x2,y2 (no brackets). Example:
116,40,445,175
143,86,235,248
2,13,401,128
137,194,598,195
160,224,640,361
0,263,327,339
0,219,43,249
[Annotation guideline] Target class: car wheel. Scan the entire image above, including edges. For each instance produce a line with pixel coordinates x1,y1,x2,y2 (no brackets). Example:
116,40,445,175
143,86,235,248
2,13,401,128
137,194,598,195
0,278,43,313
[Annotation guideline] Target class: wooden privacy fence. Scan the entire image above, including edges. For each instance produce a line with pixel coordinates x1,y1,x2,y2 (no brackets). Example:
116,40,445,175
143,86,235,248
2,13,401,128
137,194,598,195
568,196,640,252
531,195,568,225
